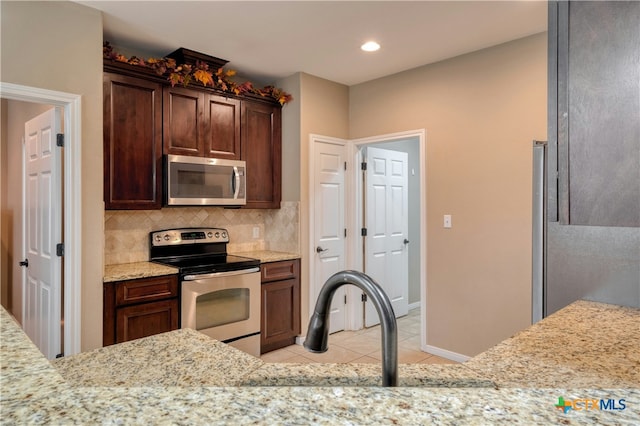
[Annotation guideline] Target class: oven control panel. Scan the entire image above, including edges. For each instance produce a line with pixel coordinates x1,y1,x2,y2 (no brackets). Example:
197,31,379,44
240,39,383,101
150,228,229,246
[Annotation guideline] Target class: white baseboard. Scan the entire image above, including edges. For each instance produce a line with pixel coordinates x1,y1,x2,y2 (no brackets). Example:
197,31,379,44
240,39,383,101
408,301,420,311
424,345,471,363
294,336,305,346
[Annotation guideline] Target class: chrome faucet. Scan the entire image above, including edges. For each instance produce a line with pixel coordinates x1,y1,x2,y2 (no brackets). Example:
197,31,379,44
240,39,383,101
304,270,398,387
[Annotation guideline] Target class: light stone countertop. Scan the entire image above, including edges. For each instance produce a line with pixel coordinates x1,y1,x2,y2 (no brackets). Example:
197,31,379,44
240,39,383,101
463,300,640,389
51,328,262,387
104,261,179,283
232,249,300,263
2,301,639,425
103,251,299,283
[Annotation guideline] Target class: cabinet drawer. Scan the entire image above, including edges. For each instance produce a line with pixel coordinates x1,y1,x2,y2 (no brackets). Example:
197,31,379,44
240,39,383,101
115,275,178,306
261,260,298,283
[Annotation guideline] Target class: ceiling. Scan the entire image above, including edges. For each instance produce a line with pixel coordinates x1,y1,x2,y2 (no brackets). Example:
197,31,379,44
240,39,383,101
79,1,547,86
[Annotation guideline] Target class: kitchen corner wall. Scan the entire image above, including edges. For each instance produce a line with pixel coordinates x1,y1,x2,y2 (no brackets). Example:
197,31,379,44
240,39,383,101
1,1,104,352
349,33,547,357
104,202,299,265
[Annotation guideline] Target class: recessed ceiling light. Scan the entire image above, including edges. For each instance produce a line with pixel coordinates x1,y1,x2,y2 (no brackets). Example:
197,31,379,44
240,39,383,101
361,41,380,52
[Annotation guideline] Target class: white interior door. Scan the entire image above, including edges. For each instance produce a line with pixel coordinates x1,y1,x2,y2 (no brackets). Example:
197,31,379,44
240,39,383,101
364,147,409,327
313,138,347,333
23,108,62,359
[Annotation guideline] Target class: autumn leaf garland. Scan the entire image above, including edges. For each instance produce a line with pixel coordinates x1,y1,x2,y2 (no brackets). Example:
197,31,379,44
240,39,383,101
103,42,293,105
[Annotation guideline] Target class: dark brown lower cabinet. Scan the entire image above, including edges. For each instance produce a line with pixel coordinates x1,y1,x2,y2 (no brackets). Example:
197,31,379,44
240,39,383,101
260,259,300,354
115,299,178,343
104,274,179,346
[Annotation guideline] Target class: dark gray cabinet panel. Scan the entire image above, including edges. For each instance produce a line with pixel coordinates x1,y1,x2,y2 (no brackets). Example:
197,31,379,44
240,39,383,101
546,1,640,315
547,222,640,314
556,1,640,227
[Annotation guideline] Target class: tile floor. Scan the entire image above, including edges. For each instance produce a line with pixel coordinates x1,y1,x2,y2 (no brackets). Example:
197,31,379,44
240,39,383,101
260,308,457,365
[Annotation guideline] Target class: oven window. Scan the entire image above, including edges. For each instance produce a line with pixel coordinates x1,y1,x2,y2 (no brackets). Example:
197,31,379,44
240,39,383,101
195,288,250,330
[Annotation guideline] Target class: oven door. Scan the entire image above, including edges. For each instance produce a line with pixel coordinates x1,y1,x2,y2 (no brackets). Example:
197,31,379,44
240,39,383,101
181,268,260,356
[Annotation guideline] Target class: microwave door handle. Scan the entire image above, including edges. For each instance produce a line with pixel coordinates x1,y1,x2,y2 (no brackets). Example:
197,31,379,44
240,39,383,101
232,166,240,199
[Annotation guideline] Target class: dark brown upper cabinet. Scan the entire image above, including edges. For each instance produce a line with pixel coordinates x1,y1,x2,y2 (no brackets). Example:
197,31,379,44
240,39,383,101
164,86,241,160
206,95,241,159
163,86,204,156
103,72,163,210
242,100,282,209
104,58,282,209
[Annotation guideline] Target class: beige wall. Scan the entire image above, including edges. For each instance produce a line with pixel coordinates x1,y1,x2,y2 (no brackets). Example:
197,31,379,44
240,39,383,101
276,74,302,202
294,73,349,331
1,1,104,351
349,33,547,356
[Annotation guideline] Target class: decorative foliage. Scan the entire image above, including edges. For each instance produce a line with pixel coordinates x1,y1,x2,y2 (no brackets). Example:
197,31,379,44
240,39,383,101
103,42,293,105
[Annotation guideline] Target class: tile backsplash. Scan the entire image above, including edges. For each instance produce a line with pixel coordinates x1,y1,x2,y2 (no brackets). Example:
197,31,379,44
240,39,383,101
105,202,299,265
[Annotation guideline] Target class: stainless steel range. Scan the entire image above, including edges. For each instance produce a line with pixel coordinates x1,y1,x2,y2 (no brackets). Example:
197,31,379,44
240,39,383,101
149,228,261,357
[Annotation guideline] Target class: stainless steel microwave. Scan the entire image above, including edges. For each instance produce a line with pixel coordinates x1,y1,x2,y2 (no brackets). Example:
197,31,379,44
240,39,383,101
165,154,246,206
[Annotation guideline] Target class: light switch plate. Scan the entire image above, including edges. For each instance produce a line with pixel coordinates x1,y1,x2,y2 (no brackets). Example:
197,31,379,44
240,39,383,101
444,215,452,229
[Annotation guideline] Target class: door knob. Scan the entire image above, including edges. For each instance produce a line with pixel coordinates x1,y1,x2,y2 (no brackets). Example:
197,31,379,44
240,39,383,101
403,239,410,245
316,246,328,253
19,259,29,267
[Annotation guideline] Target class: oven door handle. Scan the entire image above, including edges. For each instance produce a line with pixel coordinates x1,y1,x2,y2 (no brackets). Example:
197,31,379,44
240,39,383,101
183,267,260,281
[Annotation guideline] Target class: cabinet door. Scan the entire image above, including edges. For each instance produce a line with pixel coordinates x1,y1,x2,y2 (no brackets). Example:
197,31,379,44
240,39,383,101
103,283,116,346
260,259,300,354
261,278,300,353
553,1,640,226
116,299,179,343
205,94,241,159
163,86,205,156
104,73,162,209
241,100,282,209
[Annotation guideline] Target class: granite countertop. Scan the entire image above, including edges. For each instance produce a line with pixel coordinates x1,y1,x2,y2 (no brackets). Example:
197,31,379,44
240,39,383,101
103,251,299,283
3,301,639,424
104,261,178,283
232,250,300,263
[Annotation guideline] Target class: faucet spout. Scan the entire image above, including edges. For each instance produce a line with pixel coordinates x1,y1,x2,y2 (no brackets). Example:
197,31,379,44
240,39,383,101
304,270,398,387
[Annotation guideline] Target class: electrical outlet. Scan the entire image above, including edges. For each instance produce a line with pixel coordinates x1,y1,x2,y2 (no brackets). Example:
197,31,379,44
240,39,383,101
252,226,260,239
444,215,452,229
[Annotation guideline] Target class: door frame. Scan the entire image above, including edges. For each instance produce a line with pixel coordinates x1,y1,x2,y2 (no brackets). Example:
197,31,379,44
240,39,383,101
1,82,82,356
350,130,427,348
308,129,427,350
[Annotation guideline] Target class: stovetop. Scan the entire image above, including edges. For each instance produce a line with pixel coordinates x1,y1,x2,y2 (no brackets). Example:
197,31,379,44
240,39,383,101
149,227,260,275
152,254,260,275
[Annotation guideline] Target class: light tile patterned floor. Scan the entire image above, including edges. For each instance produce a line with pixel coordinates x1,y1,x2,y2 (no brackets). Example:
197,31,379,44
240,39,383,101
260,308,457,365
